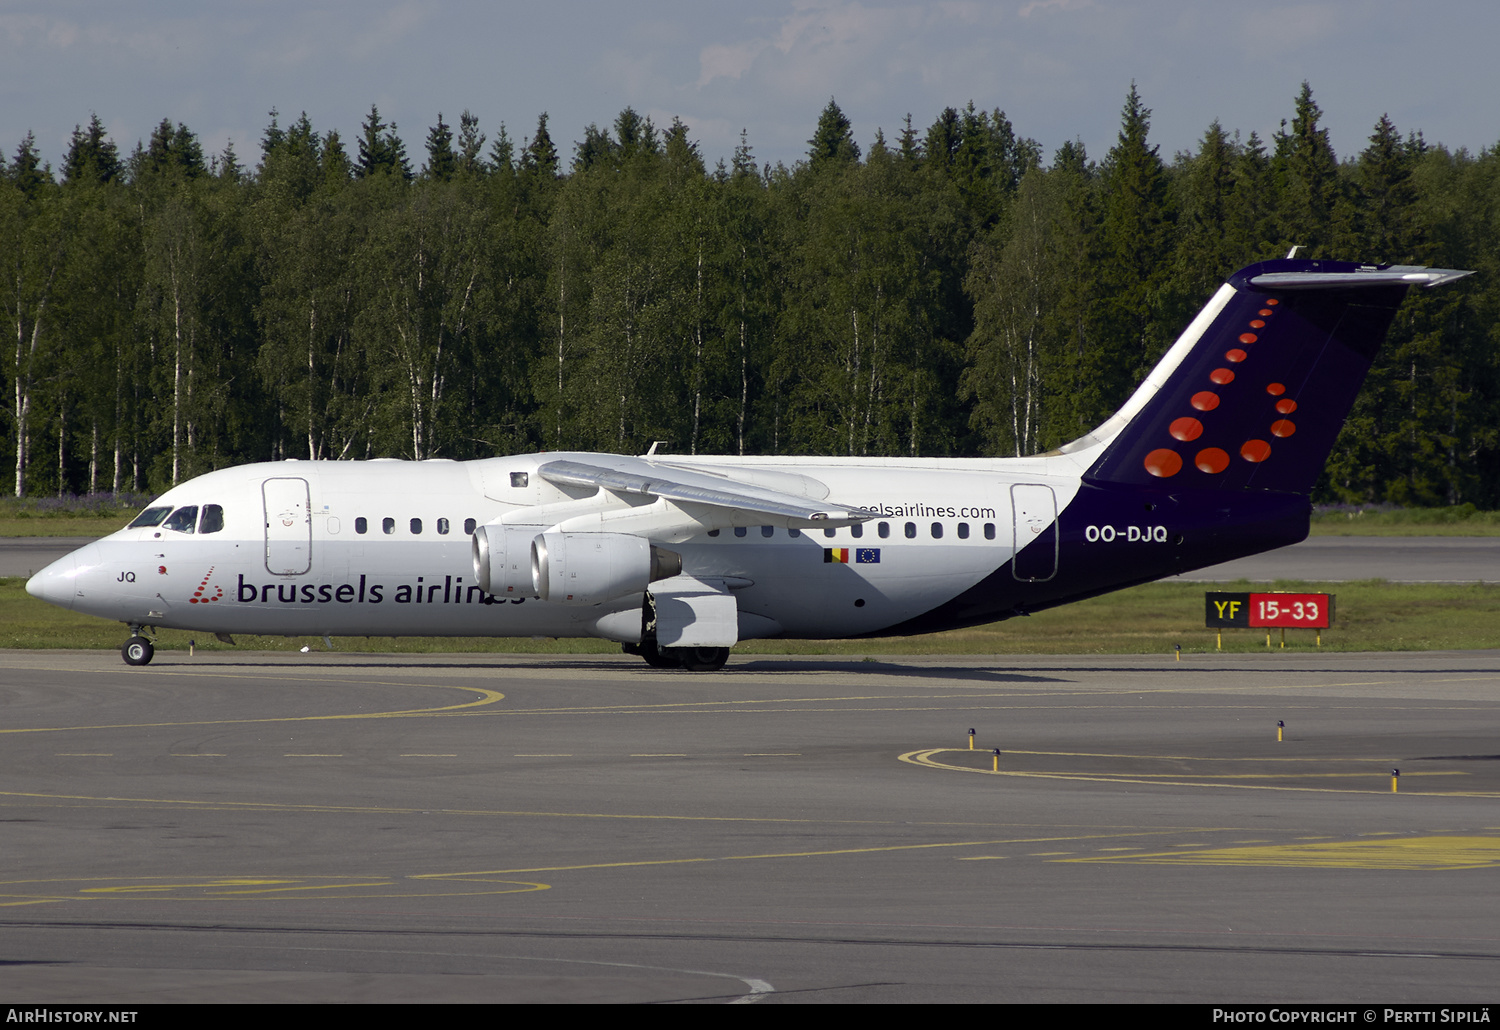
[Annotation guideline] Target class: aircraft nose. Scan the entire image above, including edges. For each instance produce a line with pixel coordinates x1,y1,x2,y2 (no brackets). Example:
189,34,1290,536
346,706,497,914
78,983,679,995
25,544,94,611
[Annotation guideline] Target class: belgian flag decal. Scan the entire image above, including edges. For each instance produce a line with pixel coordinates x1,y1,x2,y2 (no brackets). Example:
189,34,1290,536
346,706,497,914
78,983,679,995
825,548,880,564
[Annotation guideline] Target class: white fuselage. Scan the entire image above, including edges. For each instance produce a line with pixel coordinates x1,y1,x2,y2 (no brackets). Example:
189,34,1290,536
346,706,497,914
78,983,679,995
35,451,1090,642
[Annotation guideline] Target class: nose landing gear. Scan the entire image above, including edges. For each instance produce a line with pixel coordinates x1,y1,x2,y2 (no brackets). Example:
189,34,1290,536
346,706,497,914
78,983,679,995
122,626,155,666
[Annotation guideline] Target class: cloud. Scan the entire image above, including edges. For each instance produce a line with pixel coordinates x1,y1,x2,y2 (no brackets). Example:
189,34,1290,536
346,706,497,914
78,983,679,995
1018,0,1096,18
697,39,766,87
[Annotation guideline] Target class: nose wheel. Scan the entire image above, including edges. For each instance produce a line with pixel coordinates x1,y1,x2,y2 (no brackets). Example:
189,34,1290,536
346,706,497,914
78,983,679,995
122,633,154,666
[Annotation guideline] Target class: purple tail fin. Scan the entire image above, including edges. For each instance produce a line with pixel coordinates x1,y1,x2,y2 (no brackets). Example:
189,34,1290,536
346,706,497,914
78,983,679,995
1082,259,1471,496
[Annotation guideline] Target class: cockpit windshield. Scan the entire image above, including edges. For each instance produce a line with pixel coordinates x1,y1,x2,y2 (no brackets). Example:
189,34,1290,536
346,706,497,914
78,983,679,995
127,506,172,529
161,506,199,533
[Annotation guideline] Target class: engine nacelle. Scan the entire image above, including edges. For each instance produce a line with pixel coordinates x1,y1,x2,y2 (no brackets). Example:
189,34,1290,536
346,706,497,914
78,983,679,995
531,532,680,606
471,525,542,597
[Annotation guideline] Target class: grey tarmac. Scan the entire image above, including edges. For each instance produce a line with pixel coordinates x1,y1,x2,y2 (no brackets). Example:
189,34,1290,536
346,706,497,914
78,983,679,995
2,649,1499,1003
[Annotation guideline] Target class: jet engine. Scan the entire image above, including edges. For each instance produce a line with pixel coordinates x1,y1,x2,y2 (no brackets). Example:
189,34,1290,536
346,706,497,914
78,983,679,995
471,525,543,597
531,531,681,605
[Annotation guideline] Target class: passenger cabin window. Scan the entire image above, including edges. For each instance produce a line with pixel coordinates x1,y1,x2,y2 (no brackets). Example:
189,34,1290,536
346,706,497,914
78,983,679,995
464,518,476,535
128,506,172,529
200,504,225,534
878,522,890,539
162,506,198,533
734,526,747,538
410,518,423,534
382,517,395,535
437,518,450,535
957,522,969,539
931,522,944,539
850,524,863,539
707,529,720,537
761,526,774,538
904,522,916,539
355,517,368,534
788,528,801,538
823,527,836,538
984,523,996,540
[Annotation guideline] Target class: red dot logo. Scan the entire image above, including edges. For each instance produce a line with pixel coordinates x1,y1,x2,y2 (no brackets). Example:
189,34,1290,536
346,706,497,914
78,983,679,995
1249,319,1265,329
1170,417,1204,441
1275,399,1297,414
1210,368,1235,385
1266,299,1280,306
1241,439,1271,463
1266,382,1285,396
1195,447,1230,474
1144,449,1182,477
1225,349,1247,363
1191,391,1220,411
1271,419,1297,438
1238,333,1258,345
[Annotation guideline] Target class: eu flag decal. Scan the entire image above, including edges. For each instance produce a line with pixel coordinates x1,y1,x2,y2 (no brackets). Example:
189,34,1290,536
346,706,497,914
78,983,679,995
855,548,880,564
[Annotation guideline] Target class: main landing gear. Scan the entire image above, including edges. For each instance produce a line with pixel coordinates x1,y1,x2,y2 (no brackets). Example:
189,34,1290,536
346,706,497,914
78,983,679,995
624,641,730,672
122,625,154,666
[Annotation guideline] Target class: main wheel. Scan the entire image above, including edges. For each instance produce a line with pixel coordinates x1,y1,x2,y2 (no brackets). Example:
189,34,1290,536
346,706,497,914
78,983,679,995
640,641,681,669
677,647,729,672
122,636,154,666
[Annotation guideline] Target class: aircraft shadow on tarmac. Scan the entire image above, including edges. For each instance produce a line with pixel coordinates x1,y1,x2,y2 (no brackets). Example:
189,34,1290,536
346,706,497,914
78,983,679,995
127,654,1068,683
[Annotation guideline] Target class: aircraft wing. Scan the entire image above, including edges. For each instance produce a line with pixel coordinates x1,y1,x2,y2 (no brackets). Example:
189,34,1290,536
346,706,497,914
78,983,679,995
536,458,873,525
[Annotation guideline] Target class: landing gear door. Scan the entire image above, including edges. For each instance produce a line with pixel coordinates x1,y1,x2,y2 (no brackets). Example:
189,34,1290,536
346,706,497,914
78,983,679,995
651,577,740,648
264,477,312,575
1011,484,1058,582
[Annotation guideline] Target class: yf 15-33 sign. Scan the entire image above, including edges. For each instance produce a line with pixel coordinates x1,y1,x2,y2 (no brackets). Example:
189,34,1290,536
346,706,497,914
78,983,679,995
1205,592,1334,628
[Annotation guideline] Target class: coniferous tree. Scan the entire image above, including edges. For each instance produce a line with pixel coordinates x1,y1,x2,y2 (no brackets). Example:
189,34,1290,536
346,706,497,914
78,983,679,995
456,111,485,177
423,113,457,181
1084,84,1175,425
1273,83,1343,255
63,116,121,185
807,99,860,169
356,105,411,180
9,132,50,199
520,113,559,178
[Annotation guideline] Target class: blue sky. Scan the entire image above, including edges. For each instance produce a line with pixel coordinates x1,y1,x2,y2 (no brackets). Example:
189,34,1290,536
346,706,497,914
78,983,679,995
3,1,1496,174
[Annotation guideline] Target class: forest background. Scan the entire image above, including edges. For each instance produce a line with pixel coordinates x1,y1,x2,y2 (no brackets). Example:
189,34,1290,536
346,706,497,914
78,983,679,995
4,84,1499,507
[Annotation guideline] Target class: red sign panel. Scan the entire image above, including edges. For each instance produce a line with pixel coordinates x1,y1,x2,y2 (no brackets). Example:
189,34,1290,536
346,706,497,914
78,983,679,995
1248,593,1331,628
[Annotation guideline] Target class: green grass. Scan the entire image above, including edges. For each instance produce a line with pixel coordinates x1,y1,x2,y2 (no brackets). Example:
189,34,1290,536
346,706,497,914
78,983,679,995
0,495,142,537
6,576,1499,657
0,516,133,537
1309,504,1500,536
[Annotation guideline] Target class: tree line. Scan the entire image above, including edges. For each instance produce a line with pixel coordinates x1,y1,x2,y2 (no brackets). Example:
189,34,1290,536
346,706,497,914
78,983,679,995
4,84,1500,506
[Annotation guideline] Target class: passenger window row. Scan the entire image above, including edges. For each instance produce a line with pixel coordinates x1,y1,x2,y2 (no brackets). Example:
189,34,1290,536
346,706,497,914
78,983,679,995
354,517,478,536
707,521,998,541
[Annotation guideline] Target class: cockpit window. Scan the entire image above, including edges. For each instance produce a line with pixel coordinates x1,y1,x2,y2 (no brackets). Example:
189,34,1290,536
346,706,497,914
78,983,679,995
128,506,172,529
200,504,225,534
161,506,199,533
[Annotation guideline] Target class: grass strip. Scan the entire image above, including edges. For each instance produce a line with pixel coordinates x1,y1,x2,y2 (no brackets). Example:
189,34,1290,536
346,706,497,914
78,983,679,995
5,577,1499,657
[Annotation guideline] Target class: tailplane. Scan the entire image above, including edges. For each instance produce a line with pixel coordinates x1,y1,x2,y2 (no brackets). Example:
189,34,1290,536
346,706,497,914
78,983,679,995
1072,259,1471,495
